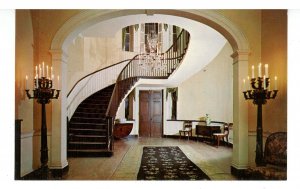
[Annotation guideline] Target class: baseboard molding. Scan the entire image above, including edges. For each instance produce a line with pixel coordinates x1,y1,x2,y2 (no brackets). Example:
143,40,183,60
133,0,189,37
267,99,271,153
163,135,233,148
51,165,69,179
231,166,247,179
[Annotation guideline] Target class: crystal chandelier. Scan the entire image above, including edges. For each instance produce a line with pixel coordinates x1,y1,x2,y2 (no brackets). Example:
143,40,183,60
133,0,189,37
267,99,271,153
139,23,167,72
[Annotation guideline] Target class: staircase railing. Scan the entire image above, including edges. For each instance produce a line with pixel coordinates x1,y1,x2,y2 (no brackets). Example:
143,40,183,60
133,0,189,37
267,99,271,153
106,29,190,120
67,60,131,119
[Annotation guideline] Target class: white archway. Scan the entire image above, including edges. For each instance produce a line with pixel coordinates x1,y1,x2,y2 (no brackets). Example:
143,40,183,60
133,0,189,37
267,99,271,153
50,9,250,173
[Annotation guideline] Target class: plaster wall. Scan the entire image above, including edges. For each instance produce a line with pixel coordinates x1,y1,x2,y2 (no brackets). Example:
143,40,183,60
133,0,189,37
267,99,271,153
177,42,233,123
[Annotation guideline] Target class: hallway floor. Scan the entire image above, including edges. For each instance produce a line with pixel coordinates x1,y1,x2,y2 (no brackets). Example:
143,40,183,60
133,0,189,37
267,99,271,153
63,137,236,180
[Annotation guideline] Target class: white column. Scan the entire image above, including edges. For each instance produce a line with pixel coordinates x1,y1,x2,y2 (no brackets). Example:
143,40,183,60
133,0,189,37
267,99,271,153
49,49,68,170
231,50,249,170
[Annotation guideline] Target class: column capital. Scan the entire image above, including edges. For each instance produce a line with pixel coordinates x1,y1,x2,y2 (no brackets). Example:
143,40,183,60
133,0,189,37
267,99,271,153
49,49,68,64
231,50,251,63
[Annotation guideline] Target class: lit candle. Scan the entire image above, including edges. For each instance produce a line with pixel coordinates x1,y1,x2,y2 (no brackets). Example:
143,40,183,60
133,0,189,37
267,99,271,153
51,74,54,88
258,63,262,78
57,75,60,89
36,74,38,88
263,75,266,89
39,64,41,78
35,66,38,75
25,75,28,89
46,65,49,79
243,79,246,91
251,65,255,78
42,62,45,77
274,76,277,90
265,64,269,78
51,67,53,79
247,76,250,90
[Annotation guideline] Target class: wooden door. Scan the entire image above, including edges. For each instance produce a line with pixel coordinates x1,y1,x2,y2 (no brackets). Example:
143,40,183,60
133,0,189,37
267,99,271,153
139,90,163,137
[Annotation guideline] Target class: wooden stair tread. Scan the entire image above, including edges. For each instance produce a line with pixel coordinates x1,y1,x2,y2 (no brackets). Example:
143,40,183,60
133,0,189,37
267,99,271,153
72,134,106,138
70,122,106,125
67,149,111,152
69,141,106,145
69,128,106,131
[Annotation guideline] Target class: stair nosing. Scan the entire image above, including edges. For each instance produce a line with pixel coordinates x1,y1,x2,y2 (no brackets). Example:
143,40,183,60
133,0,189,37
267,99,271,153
72,134,106,138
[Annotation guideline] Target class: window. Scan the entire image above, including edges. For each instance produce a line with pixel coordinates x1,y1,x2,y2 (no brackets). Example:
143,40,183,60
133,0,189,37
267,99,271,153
122,26,134,52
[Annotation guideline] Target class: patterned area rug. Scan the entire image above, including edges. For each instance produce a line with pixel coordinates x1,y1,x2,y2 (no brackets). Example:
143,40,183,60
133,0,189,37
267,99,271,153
137,146,210,180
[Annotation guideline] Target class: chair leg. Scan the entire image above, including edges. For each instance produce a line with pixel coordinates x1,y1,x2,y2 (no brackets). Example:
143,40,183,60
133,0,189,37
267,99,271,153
217,136,220,147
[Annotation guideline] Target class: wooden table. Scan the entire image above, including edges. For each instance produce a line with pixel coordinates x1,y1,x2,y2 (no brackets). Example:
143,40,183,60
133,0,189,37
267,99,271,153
113,123,133,139
195,125,221,142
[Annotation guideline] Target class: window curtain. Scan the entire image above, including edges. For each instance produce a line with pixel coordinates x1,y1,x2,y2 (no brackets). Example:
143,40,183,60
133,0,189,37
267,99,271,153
167,88,178,120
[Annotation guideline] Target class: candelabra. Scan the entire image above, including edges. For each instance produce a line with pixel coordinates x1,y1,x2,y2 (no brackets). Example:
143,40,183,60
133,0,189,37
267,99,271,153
243,76,278,166
25,76,60,179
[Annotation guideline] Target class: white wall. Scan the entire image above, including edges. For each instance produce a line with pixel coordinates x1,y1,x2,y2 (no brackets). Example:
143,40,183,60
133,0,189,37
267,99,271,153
177,42,233,123
15,10,35,177
67,30,137,93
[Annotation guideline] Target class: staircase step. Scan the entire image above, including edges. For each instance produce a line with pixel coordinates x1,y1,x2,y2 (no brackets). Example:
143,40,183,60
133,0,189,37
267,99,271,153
69,128,107,135
70,134,107,142
70,117,107,123
79,103,109,108
73,112,105,118
75,107,107,113
68,141,107,149
67,149,113,157
67,84,115,157
69,122,107,127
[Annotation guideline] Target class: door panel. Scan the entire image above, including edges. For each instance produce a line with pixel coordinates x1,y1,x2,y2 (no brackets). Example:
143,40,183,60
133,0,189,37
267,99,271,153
139,90,163,138
139,91,150,137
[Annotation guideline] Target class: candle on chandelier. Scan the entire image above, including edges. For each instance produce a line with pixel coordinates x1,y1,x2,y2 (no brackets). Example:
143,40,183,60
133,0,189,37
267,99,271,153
247,76,250,90
263,75,266,89
39,64,41,78
51,74,54,88
51,67,53,79
258,63,262,78
251,65,254,78
25,75,28,89
46,65,49,79
274,76,278,90
35,66,38,77
57,75,60,89
243,79,246,91
36,74,38,88
42,62,45,77
265,64,269,78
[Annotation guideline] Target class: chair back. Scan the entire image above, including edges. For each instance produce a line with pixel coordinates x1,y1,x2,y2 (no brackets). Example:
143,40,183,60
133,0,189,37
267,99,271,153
183,121,192,130
224,123,229,135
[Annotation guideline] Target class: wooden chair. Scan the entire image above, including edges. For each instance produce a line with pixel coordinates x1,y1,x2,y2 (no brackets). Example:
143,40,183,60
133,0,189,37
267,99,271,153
213,123,229,147
179,121,193,140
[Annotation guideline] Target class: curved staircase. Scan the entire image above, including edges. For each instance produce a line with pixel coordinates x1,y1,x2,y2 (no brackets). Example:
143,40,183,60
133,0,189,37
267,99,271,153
67,84,115,157
67,29,190,157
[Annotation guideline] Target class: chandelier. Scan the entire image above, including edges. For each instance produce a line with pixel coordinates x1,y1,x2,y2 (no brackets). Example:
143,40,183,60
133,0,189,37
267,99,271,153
138,23,167,72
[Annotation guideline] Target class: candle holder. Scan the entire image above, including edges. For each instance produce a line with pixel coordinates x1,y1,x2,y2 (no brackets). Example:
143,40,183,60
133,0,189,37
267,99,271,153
25,77,60,179
243,77,278,166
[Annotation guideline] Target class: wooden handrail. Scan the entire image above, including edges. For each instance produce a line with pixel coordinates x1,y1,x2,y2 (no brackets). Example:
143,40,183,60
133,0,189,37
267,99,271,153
67,59,131,97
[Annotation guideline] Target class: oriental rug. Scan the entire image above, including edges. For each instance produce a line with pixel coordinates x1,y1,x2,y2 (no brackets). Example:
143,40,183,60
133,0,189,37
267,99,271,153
137,146,210,180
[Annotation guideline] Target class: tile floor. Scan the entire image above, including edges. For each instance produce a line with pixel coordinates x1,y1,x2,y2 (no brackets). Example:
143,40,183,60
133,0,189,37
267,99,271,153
63,137,236,180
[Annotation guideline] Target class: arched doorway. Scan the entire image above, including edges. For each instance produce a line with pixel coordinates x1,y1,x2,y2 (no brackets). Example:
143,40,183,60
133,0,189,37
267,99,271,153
50,9,249,173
